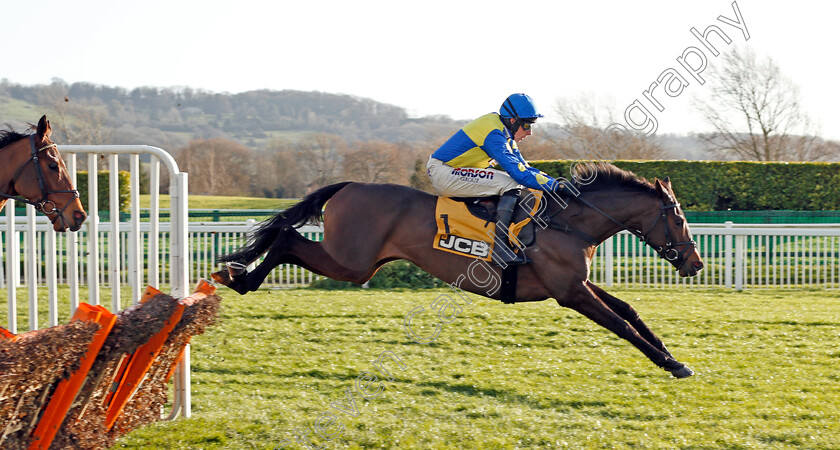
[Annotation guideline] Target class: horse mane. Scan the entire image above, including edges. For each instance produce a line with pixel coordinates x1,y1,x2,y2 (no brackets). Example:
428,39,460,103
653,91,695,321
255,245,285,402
571,162,655,193
0,126,30,149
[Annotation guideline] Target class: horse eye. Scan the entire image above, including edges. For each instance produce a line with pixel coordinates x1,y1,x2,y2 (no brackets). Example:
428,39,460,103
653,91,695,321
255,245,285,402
675,218,684,226
48,162,60,172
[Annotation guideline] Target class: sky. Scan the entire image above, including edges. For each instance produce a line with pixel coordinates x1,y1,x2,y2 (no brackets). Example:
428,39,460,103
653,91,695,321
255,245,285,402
2,0,838,139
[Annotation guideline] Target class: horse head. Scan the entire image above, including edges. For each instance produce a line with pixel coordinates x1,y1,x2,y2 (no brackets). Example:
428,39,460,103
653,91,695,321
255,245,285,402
560,163,704,278
4,116,87,232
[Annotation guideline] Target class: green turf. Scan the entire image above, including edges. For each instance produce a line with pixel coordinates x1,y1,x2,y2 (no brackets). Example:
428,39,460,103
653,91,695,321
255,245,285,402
138,194,297,211
108,286,840,449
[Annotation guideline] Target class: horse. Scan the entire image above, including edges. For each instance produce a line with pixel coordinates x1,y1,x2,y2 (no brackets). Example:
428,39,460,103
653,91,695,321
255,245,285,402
212,163,704,378
0,115,86,232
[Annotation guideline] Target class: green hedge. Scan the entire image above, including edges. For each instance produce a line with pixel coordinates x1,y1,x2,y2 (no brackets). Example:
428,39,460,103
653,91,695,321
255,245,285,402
531,160,840,211
76,171,131,212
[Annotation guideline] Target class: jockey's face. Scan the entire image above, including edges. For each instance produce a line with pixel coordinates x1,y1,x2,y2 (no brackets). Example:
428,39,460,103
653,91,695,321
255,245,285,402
510,118,534,143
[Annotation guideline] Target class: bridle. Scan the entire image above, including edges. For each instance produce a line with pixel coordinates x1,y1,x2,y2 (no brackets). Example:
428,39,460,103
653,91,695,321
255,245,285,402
556,194,697,270
0,135,80,227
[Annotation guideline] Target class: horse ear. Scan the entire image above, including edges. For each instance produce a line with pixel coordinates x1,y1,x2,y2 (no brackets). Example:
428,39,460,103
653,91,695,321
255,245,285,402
654,178,665,193
36,115,51,140
663,176,672,187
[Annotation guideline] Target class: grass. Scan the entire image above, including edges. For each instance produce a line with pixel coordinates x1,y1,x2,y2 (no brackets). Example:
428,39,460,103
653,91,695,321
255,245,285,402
0,97,43,121
138,194,298,211
109,287,840,449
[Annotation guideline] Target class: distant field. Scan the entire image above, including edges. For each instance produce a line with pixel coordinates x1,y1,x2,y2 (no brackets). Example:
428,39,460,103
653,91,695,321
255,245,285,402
0,97,43,122
115,287,840,449
139,194,298,210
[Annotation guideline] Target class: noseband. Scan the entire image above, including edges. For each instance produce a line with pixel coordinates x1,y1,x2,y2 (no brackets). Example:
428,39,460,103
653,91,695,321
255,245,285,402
0,135,80,227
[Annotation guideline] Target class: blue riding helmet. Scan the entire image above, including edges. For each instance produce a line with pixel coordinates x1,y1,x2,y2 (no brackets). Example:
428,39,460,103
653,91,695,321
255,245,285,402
500,93,544,120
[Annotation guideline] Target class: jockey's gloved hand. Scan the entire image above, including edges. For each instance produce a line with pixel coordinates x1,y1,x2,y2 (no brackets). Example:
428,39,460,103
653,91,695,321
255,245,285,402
550,179,580,198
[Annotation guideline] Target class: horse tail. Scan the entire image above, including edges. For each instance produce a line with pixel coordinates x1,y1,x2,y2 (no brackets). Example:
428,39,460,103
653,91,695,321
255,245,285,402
218,181,353,264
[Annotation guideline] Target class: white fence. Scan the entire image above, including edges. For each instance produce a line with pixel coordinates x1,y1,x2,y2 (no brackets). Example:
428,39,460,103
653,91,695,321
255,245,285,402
593,222,840,289
4,220,838,291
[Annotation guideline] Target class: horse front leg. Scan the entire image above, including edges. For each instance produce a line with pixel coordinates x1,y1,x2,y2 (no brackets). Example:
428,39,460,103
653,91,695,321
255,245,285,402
560,282,693,378
586,281,674,359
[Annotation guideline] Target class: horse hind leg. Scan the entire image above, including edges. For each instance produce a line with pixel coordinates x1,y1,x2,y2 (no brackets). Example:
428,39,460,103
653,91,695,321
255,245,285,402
279,230,379,283
212,226,297,294
213,228,376,294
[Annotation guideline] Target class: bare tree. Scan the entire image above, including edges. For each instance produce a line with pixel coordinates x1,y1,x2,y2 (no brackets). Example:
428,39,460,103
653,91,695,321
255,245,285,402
255,139,307,198
342,140,408,184
37,80,114,146
694,46,836,161
176,138,254,196
296,134,346,190
553,93,669,160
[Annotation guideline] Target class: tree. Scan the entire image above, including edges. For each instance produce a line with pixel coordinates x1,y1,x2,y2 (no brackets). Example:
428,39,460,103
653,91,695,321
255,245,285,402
176,138,254,196
37,80,114,146
341,141,407,184
552,93,669,160
255,139,307,198
295,134,347,190
694,46,836,161
409,157,435,193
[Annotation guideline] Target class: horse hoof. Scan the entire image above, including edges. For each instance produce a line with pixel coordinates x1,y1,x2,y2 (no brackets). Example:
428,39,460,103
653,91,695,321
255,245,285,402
670,365,694,378
211,270,231,286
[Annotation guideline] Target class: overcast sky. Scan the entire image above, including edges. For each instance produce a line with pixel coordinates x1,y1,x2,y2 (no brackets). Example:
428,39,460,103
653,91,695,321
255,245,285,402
3,0,837,139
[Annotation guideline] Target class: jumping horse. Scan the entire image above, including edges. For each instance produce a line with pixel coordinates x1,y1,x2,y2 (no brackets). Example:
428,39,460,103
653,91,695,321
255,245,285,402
213,163,704,378
0,116,86,232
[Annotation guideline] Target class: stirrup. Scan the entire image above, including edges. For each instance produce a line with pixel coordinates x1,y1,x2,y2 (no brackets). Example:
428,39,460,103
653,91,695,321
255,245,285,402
493,248,528,266
491,237,529,265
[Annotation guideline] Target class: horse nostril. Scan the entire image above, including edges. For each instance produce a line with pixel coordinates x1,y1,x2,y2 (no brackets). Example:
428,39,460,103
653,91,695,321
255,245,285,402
74,210,87,224
693,261,704,270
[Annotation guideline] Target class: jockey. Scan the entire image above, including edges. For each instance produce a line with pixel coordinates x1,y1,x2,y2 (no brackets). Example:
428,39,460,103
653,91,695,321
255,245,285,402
427,93,573,265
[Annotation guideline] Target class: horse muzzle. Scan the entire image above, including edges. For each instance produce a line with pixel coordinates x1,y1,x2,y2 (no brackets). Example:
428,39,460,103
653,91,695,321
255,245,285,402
69,210,87,232
53,208,87,232
678,259,704,278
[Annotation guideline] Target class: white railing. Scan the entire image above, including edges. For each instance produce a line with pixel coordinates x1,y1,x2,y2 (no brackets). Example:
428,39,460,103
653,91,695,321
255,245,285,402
591,222,840,289
4,220,838,291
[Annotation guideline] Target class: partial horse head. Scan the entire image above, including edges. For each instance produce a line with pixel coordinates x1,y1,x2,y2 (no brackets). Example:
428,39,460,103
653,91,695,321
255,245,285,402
647,177,704,277
568,162,704,278
0,116,87,232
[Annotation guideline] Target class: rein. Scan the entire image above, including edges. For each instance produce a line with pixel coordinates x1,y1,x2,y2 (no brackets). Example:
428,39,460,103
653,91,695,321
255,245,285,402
0,135,80,227
549,194,697,269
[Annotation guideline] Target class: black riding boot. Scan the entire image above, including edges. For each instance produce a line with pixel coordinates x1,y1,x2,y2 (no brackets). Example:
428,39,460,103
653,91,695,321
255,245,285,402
492,189,527,266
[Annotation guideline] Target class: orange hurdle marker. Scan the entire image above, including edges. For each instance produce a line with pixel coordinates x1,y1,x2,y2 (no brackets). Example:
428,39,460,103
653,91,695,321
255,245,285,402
105,281,215,430
101,286,162,409
0,326,16,341
28,304,117,450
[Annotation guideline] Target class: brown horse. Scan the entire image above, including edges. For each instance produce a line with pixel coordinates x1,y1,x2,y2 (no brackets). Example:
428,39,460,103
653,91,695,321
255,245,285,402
0,115,86,232
213,163,704,378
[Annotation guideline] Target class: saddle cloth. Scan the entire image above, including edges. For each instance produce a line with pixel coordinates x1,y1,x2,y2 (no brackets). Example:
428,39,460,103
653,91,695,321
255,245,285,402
433,189,544,260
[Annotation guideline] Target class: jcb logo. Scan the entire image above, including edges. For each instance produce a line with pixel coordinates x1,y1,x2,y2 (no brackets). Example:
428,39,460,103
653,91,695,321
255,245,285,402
438,235,490,258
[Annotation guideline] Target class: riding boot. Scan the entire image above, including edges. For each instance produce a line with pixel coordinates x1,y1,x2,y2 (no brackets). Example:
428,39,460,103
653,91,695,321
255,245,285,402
492,189,528,266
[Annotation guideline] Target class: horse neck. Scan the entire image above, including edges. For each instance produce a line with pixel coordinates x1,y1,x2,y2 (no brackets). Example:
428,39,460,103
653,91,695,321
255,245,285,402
572,190,660,243
0,140,25,196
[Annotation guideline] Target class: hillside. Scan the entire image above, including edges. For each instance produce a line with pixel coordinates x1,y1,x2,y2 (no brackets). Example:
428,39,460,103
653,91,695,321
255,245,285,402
1,79,730,163
0,79,463,151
